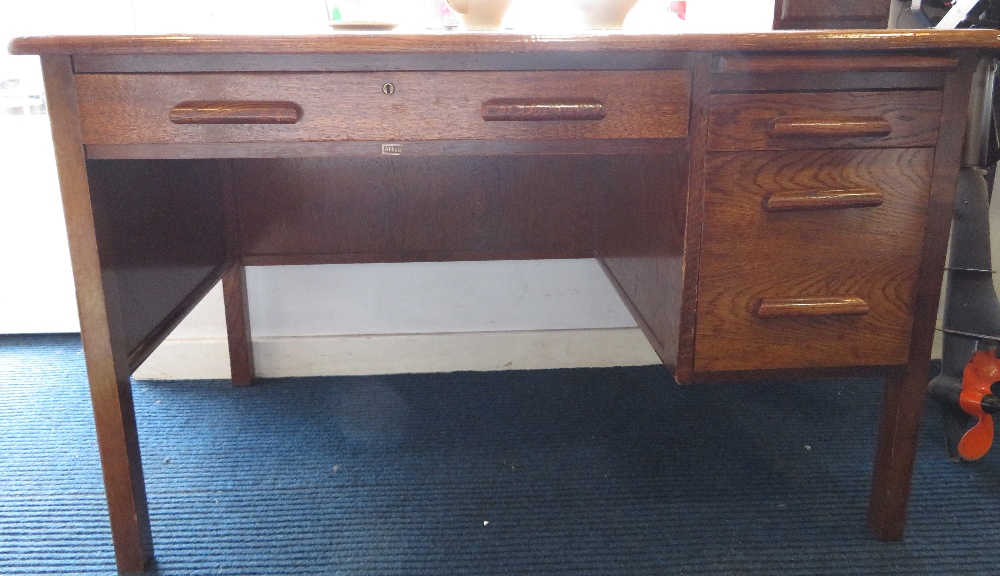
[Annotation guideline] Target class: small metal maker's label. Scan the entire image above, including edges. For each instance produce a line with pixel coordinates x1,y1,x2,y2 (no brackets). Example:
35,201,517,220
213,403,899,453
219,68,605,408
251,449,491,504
381,144,402,156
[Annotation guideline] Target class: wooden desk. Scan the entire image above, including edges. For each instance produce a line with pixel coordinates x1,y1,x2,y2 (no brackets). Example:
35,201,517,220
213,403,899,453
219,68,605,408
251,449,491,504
10,30,1000,573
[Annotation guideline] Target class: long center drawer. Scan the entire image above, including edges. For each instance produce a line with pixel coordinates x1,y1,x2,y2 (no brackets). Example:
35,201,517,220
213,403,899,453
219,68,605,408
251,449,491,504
694,147,933,372
74,71,692,145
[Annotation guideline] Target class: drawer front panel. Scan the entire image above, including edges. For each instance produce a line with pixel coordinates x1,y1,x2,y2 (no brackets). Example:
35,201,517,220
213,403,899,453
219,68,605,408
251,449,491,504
694,148,934,372
74,71,691,145
707,90,942,151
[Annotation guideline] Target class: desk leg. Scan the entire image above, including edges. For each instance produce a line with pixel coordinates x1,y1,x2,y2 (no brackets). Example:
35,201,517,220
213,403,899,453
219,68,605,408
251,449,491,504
868,366,926,541
223,263,255,386
88,350,155,573
220,159,255,387
867,53,976,541
40,55,154,572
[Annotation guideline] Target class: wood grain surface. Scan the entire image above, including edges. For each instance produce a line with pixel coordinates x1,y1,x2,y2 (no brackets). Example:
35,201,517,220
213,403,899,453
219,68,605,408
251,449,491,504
867,53,979,544
169,101,302,124
83,139,681,160
714,54,959,74
19,35,992,565
708,91,942,151
694,148,934,372
774,0,892,29
39,55,154,574
9,29,1000,56
232,155,600,262
68,52,695,74
767,116,893,138
595,152,688,369
709,70,947,94
220,160,255,387
756,296,871,317
763,188,884,212
481,99,606,121
74,71,690,145
86,159,229,361
222,263,255,386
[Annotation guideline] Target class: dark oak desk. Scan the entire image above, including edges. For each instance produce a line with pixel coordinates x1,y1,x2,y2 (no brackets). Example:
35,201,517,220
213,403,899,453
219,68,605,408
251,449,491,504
10,30,1000,573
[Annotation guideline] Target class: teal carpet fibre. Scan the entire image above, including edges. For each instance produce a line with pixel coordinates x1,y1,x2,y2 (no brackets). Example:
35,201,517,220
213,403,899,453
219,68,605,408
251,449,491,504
2,333,999,575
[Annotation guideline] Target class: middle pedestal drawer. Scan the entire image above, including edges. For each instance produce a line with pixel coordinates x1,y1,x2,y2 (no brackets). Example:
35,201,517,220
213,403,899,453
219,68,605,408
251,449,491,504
694,148,934,373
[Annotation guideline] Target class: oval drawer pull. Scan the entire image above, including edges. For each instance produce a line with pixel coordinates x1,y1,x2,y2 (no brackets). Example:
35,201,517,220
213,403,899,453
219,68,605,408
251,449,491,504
169,101,302,124
767,116,892,138
763,188,884,212
756,296,870,318
481,99,606,121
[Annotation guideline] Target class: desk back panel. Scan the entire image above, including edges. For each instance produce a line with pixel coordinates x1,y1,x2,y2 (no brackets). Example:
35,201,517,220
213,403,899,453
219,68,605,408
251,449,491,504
231,155,654,264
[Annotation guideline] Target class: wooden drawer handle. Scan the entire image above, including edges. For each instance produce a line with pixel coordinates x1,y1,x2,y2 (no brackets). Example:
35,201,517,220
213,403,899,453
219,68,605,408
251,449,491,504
756,296,870,318
481,99,606,121
763,188,884,212
767,116,892,138
169,101,302,124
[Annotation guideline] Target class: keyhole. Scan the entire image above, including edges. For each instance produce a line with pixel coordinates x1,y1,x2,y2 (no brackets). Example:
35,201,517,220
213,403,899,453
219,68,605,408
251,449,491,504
382,83,395,95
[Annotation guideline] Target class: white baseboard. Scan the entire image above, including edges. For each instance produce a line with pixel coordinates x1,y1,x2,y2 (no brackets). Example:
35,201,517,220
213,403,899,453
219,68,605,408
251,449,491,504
133,328,662,380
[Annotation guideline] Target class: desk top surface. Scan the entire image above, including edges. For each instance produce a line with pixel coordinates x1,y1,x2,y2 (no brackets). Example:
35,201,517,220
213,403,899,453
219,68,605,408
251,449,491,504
9,29,1000,56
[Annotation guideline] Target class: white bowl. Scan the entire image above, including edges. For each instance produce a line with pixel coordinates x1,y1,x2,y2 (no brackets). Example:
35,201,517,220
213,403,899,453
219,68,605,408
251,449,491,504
445,0,513,30
573,0,640,29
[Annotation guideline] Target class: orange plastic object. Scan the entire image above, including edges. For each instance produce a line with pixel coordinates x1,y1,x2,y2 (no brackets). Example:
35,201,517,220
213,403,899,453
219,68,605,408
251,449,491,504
958,350,1000,460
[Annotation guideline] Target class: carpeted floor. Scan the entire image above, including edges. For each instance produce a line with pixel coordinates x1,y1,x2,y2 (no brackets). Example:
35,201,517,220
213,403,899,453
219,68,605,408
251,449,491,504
1,333,999,575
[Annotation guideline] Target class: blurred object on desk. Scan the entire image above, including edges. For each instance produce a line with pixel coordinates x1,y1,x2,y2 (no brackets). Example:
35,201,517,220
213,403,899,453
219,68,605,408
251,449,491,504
773,0,892,29
573,0,640,29
325,0,398,27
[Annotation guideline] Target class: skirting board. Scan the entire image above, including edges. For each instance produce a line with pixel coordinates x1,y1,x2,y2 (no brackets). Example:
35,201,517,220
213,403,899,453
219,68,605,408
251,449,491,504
132,328,662,380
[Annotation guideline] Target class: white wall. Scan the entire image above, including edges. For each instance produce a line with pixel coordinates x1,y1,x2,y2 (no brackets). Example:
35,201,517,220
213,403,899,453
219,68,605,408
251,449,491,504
0,111,78,333
0,0,136,333
134,261,662,379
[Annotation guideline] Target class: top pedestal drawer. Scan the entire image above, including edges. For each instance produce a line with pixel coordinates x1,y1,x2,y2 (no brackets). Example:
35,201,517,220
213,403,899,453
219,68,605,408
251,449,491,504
74,71,691,145
707,90,942,151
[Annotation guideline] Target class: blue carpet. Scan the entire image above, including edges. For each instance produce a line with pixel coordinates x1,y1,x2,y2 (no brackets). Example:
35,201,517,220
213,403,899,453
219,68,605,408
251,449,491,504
1,334,999,575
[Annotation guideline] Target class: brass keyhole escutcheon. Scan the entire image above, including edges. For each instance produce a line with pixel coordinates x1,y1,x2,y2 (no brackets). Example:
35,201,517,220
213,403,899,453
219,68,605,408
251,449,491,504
382,82,395,95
